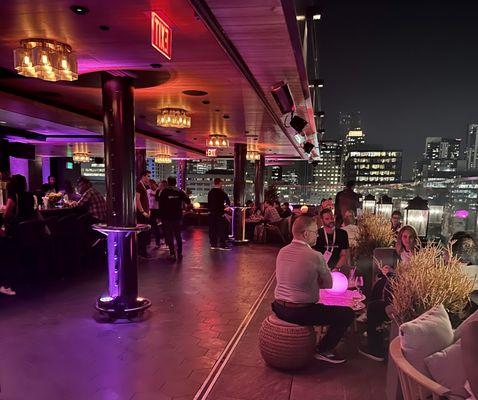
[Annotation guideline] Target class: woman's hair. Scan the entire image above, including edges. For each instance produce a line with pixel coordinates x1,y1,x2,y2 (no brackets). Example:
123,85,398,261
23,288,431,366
395,225,419,254
7,174,27,195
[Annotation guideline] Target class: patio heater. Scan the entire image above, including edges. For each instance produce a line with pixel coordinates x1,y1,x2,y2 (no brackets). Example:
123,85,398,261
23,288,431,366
404,196,429,238
94,73,151,319
428,205,444,225
376,195,393,220
362,194,376,214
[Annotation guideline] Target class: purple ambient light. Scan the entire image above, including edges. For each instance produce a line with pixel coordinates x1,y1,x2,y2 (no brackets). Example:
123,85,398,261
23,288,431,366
454,210,469,218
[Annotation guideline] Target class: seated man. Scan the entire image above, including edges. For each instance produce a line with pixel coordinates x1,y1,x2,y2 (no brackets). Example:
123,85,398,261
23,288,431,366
272,216,355,364
263,200,282,225
74,176,107,223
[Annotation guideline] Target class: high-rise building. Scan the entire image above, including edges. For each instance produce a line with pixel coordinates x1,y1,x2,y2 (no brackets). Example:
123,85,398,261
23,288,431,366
312,140,343,199
424,137,461,161
466,124,478,170
345,129,365,149
338,111,361,134
344,145,402,185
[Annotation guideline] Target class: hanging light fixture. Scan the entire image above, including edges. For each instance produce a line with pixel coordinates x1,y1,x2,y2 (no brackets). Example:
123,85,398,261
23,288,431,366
157,108,191,129
13,39,78,81
72,143,90,163
154,145,172,164
246,137,261,161
206,134,229,148
362,194,377,214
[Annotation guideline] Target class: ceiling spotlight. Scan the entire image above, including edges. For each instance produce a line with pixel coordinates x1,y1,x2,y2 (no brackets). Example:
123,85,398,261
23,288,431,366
70,5,89,15
290,115,308,133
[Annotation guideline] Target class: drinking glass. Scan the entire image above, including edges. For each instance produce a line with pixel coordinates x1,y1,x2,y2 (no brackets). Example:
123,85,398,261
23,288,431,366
355,276,364,294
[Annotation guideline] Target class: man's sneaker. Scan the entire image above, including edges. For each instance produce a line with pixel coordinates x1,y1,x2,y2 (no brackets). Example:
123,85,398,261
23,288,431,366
0,286,16,296
314,351,346,364
358,346,385,362
218,245,232,251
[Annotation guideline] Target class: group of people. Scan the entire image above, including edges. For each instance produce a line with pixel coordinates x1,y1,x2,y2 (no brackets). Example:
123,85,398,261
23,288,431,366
272,180,478,364
135,171,190,261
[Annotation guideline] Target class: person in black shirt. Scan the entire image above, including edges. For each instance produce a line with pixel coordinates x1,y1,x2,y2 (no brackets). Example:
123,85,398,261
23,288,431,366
207,178,231,250
158,176,191,261
313,208,349,271
280,202,292,218
40,175,58,196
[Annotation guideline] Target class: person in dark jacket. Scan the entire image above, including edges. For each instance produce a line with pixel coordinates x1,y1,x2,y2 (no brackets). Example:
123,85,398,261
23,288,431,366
334,181,360,227
158,176,190,261
207,178,231,250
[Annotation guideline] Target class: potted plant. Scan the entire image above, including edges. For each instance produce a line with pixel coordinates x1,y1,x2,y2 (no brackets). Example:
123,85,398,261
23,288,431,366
390,243,474,325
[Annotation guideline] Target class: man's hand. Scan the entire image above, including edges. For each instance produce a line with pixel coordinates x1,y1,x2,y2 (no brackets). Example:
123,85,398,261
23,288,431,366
379,264,393,275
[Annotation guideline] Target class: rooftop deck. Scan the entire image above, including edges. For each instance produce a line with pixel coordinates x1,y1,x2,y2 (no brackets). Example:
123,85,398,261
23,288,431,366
0,228,386,400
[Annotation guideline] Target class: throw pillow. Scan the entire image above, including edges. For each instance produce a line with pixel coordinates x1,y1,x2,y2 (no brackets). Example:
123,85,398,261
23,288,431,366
461,320,478,399
424,340,468,400
400,304,454,377
454,309,478,341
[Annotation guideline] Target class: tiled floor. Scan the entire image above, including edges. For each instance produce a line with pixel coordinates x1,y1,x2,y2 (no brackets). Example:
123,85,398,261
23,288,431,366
0,228,387,400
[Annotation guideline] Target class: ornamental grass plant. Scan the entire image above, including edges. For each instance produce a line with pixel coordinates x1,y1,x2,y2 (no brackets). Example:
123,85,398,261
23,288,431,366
390,243,474,324
354,212,395,261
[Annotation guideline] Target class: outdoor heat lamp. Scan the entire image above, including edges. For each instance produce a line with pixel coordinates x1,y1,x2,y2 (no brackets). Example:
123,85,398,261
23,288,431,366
404,196,429,238
271,81,295,114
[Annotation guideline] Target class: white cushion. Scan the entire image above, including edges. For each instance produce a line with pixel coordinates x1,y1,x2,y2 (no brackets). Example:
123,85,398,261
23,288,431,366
425,340,468,400
399,304,454,377
454,309,478,341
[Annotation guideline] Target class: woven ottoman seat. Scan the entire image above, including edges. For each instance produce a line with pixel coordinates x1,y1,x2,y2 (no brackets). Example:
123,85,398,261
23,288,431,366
258,313,316,370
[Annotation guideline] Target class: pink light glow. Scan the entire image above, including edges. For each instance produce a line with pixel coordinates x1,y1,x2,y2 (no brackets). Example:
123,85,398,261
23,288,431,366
325,272,348,295
455,210,469,218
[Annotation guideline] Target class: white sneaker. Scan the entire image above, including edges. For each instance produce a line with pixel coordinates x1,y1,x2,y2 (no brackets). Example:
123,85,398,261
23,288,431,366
0,286,16,296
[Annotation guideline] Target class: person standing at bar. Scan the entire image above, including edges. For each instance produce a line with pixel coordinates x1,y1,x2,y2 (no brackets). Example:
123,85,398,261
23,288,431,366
207,178,231,250
41,175,58,196
158,176,190,261
136,170,151,258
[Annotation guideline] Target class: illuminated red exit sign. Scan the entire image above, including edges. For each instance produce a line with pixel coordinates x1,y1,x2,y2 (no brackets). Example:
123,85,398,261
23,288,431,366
207,148,217,158
151,12,172,60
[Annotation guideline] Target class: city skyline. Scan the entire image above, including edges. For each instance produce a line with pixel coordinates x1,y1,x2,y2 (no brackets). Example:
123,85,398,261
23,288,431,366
315,0,478,179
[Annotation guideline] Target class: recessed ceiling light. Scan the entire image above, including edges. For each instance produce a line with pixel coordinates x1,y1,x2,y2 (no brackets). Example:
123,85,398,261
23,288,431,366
223,114,230,119
215,109,220,112
70,5,89,15
176,130,181,133
150,63,162,68
99,25,110,31
202,100,210,105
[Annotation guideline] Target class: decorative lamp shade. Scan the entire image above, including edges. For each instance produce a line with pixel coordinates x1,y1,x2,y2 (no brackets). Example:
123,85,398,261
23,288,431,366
324,272,348,295
300,205,309,214
362,194,376,214
157,108,191,129
404,196,429,237
376,195,393,220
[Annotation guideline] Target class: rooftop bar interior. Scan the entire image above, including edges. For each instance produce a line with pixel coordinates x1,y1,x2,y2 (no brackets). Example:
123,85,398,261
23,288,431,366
1,1,478,400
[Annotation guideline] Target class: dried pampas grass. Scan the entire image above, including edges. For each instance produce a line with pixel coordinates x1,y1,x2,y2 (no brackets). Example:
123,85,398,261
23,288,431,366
390,243,474,324
354,212,395,260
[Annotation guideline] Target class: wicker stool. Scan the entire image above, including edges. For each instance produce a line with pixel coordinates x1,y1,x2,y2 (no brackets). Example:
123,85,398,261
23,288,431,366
259,313,317,370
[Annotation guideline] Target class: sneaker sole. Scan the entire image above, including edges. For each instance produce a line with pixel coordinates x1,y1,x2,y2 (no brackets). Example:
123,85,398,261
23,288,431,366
314,354,347,364
357,348,385,362
218,248,232,251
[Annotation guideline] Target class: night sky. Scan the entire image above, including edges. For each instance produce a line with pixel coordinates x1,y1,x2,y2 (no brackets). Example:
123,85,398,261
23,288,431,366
308,0,478,179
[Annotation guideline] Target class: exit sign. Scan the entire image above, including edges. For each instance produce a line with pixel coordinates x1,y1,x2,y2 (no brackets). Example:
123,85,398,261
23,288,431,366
151,12,172,60
207,148,217,158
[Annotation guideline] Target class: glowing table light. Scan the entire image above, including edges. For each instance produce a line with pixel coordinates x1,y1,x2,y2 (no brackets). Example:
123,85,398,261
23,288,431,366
300,205,309,214
324,272,348,295
455,210,469,219
193,202,201,209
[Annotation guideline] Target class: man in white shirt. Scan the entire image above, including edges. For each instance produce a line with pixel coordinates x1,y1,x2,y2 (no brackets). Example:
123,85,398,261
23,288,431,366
272,216,355,364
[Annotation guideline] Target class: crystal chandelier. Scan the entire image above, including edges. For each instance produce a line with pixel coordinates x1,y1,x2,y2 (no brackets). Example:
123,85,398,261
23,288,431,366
13,39,78,81
72,143,90,163
154,145,172,164
246,137,261,161
157,108,191,129
206,134,229,148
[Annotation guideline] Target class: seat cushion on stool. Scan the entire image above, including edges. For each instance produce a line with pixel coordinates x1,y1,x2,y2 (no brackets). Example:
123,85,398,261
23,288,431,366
259,313,316,370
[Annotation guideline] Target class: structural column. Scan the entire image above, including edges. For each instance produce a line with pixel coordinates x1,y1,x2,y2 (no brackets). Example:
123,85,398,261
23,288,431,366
232,143,247,243
177,159,187,191
0,139,9,175
94,72,150,318
254,154,265,209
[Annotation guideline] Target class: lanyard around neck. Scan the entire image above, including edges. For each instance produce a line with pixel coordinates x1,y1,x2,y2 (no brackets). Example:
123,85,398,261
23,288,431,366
324,228,336,248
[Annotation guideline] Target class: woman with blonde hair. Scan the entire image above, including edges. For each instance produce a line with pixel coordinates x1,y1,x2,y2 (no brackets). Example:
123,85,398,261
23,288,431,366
394,225,419,265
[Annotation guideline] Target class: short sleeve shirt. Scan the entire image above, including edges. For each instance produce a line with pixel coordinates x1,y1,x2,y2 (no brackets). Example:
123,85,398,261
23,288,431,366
136,182,149,213
313,227,349,269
